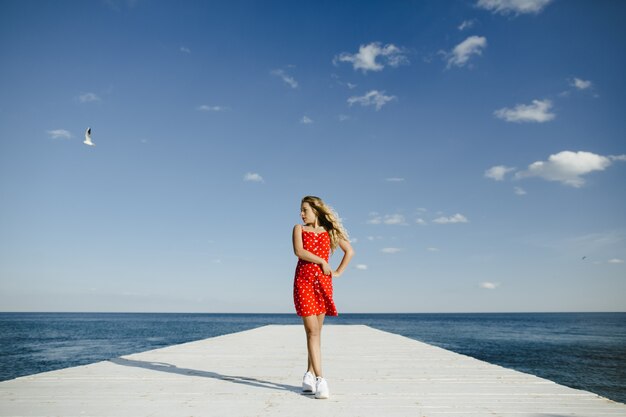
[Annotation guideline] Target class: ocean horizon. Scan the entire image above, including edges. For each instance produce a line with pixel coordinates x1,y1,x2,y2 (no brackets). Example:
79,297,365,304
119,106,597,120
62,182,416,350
1,312,624,404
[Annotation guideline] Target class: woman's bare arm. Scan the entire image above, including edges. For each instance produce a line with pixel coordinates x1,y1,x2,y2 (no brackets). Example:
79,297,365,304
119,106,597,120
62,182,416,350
332,238,354,278
292,224,329,267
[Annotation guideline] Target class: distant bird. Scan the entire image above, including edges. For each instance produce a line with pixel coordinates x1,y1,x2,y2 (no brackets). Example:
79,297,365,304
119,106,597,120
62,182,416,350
83,127,95,146
582,256,587,261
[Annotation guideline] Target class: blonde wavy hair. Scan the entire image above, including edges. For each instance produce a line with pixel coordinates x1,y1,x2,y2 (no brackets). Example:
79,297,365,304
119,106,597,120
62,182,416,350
301,195,349,253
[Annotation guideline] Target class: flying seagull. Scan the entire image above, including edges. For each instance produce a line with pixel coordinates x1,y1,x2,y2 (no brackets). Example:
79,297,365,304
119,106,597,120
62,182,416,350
84,127,95,146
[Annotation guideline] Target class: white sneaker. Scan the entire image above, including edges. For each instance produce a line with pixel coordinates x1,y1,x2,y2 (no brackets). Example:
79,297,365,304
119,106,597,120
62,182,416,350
302,371,315,393
314,376,329,399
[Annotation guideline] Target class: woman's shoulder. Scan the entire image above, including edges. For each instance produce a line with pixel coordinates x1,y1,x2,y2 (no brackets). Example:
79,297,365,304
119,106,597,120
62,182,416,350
293,224,303,232
300,225,328,234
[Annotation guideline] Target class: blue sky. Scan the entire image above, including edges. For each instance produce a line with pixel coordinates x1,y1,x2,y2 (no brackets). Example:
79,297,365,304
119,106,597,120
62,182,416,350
1,0,625,313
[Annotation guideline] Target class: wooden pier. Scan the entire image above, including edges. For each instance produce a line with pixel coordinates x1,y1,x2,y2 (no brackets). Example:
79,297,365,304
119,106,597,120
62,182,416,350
1,325,624,416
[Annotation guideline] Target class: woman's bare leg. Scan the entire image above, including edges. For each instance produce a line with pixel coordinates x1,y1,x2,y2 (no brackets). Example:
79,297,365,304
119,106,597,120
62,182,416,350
302,313,325,377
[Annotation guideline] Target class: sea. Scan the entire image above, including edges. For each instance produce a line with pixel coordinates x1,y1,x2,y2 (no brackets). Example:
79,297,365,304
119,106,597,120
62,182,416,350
0,312,624,404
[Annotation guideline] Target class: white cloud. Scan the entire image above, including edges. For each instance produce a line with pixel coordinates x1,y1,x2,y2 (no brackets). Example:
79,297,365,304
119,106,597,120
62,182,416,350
300,116,313,124
485,165,515,181
515,151,625,188
494,99,555,123
355,264,368,270
180,46,191,54
47,129,72,139
476,0,552,15
416,218,427,225
608,258,624,264
514,186,527,195
78,92,101,103
458,19,476,31
386,177,405,182
243,172,264,183
433,214,469,224
271,69,298,89
197,105,226,112
383,214,407,225
571,78,592,90
381,247,402,254
348,90,396,111
367,216,381,225
331,74,358,90
368,213,407,225
446,36,487,68
480,281,500,289
338,114,350,121
334,42,409,72
427,247,440,252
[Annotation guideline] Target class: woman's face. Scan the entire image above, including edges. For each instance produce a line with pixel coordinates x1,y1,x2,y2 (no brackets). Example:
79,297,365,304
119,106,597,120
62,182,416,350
301,202,318,226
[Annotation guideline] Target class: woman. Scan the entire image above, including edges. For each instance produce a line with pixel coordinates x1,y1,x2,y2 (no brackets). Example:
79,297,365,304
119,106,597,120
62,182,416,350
292,195,354,399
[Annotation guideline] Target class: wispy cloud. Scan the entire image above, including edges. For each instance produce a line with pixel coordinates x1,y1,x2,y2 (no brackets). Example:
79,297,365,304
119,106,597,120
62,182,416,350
445,36,487,68
47,129,72,139
480,281,500,289
514,186,527,195
458,19,476,31
338,114,350,121
561,77,596,98
348,90,396,111
180,46,191,54
476,0,552,15
558,231,625,254
515,151,626,187
355,264,368,270
608,258,624,264
381,247,402,254
433,214,469,224
331,74,358,89
78,92,101,103
243,172,264,183
334,42,409,73
485,165,515,181
386,177,405,182
571,77,592,90
494,99,555,123
300,116,313,124
367,216,381,225
368,213,407,225
384,214,407,225
427,247,440,252
271,69,298,89
197,105,227,112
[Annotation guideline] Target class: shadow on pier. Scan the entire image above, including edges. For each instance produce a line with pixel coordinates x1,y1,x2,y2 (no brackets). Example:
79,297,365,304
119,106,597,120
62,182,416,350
109,357,305,396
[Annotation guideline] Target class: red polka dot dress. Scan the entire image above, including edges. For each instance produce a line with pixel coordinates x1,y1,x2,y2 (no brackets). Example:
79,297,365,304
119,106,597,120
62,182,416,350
293,229,338,317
